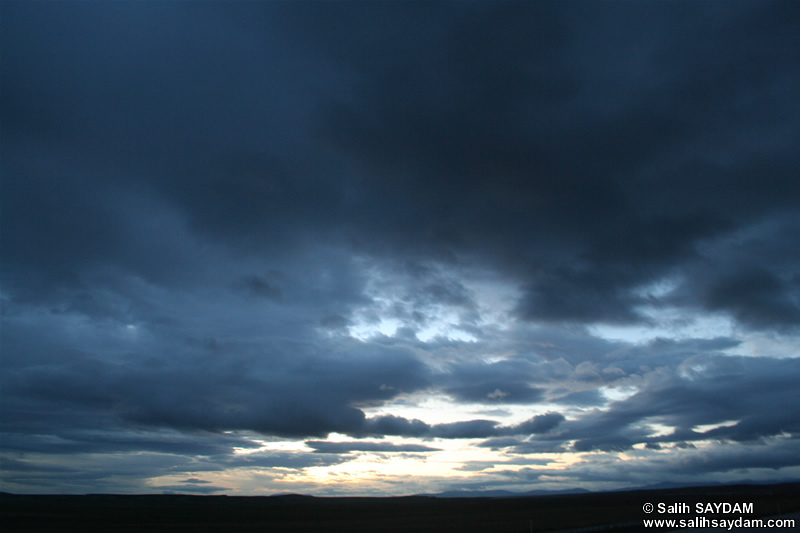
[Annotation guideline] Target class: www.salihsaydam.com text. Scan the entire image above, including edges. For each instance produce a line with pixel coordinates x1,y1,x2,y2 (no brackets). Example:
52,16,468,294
643,516,795,529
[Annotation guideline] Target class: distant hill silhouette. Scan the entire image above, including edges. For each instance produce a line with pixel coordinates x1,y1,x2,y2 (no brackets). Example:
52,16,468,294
3,482,799,532
425,487,591,498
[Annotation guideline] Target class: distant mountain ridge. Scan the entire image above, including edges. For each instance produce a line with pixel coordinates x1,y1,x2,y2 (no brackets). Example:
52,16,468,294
422,487,591,498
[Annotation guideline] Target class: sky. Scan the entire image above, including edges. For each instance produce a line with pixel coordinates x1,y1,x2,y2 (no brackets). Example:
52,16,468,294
2,0,800,496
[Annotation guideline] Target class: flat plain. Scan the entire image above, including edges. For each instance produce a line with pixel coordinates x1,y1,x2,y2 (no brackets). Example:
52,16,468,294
2,482,799,532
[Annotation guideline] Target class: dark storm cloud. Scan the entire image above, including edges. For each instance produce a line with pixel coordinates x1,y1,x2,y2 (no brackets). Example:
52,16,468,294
4,0,799,294
0,450,206,493
1,272,432,448
596,336,742,379
445,382,544,404
1,441,349,494
430,420,503,440
1,1,348,298
3,329,431,439
672,439,800,474
512,354,800,453
359,412,565,440
2,1,799,326
478,438,800,491
0,429,255,457
232,274,283,301
692,263,800,330
277,0,800,327
219,450,348,471
514,413,566,435
436,350,579,404
461,342,800,458
640,356,800,444
432,335,738,405
550,390,605,407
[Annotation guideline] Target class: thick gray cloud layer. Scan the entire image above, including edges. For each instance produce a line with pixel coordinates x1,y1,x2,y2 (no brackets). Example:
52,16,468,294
2,1,800,494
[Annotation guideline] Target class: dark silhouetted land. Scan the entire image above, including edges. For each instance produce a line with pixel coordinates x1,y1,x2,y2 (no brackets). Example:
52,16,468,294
2,482,799,532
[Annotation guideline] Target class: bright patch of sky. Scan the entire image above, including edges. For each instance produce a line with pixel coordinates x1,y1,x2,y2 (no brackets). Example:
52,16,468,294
232,437,309,455
732,331,800,359
693,420,740,433
598,385,638,402
645,422,676,439
346,263,518,343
